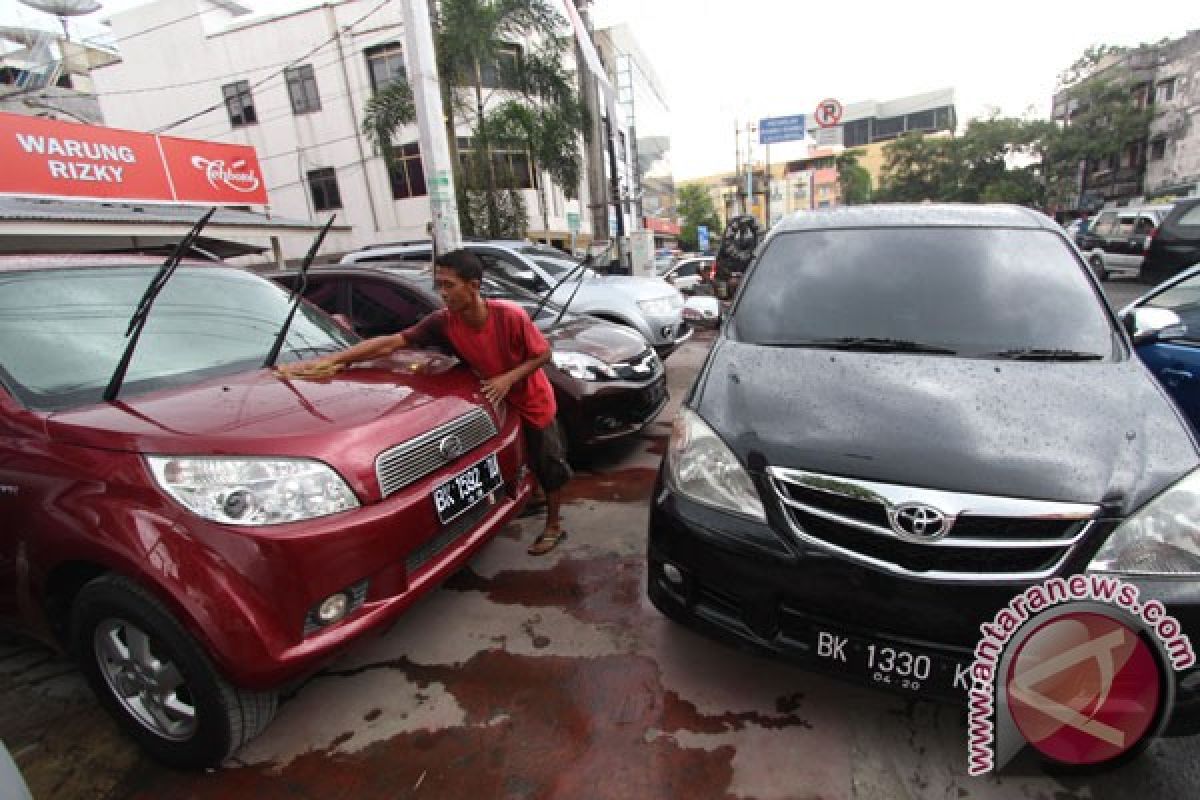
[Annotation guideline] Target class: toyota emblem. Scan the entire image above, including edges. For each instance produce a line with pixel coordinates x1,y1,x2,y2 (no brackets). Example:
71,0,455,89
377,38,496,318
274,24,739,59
438,434,464,461
888,502,950,541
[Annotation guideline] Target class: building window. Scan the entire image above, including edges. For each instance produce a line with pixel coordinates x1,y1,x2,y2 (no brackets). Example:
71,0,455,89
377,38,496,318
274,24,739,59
388,141,427,199
1124,141,1141,168
1155,78,1176,104
934,106,955,131
1150,137,1167,161
873,116,905,139
366,43,406,93
479,43,522,89
285,64,321,114
222,80,257,127
906,110,935,131
456,137,536,189
619,131,627,164
307,168,342,211
844,119,869,147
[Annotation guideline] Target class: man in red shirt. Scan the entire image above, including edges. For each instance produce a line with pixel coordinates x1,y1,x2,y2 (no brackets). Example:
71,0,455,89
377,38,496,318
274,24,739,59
279,249,571,555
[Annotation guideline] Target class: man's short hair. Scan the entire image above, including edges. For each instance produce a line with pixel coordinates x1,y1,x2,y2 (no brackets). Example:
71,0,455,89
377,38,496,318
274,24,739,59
435,249,484,284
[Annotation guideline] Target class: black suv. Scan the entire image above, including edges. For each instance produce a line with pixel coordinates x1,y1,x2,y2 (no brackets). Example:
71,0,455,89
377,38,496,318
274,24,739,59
648,205,1200,757
1144,197,1200,283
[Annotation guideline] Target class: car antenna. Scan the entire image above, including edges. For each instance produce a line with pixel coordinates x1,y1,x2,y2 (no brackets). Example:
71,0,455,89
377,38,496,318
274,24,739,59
264,214,337,368
550,241,612,329
532,250,593,322
103,207,217,403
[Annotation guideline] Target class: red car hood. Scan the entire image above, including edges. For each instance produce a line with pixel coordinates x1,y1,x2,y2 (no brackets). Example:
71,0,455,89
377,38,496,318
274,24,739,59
44,358,496,502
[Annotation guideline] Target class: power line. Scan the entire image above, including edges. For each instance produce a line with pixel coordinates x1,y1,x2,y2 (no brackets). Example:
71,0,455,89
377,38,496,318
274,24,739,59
152,0,392,135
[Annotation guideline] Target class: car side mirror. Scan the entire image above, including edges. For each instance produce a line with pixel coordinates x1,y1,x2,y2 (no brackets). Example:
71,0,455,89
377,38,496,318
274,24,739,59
1124,307,1186,345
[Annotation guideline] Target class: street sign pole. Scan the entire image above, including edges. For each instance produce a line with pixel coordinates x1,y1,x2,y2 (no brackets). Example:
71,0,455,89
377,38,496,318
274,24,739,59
400,0,461,254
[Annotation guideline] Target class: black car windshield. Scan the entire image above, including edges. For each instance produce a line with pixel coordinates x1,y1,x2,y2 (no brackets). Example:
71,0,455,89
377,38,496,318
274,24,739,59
731,227,1116,358
0,265,355,411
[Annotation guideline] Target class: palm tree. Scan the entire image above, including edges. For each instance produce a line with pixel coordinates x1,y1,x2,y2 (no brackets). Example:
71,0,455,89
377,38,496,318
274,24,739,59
434,0,584,238
361,80,416,167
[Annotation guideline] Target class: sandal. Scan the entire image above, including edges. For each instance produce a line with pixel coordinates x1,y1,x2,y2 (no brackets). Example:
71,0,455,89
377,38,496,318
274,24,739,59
527,528,568,555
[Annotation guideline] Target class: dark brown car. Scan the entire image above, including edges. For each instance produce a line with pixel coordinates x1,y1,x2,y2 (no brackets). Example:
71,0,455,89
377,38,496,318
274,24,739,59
267,265,668,449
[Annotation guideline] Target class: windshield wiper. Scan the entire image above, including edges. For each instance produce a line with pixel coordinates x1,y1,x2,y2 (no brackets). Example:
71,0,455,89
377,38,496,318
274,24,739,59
103,207,216,403
264,214,337,368
986,348,1104,361
759,337,957,354
531,248,601,326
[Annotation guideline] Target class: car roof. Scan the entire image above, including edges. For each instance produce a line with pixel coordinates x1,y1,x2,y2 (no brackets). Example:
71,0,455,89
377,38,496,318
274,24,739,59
773,203,1056,233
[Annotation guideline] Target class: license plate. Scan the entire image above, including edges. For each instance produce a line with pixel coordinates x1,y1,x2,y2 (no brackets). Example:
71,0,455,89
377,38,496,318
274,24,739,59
813,628,970,697
432,453,503,525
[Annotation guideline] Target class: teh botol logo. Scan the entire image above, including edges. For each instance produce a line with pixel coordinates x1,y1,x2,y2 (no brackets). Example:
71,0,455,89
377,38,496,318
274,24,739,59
967,575,1195,773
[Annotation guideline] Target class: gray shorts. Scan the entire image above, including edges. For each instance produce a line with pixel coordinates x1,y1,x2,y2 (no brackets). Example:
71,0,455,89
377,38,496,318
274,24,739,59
523,419,572,492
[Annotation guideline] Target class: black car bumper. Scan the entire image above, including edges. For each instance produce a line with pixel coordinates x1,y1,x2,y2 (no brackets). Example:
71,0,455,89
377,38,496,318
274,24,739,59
648,471,1200,731
559,376,669,448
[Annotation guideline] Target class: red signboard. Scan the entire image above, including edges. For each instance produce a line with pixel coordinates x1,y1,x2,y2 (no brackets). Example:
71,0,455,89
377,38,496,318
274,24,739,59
643,217,680,235
0,112,267,205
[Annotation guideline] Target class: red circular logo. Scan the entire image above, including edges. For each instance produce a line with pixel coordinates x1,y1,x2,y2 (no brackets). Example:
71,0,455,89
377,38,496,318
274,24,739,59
814,98,843,128
1006,612,1162,765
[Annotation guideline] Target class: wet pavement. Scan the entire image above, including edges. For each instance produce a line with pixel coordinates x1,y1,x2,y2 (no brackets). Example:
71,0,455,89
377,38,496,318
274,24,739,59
5,308,1200,799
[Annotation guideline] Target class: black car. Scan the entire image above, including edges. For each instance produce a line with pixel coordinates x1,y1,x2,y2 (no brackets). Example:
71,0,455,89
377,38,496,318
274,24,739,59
1076,204,1171,281
1144,197,1200,283
648,204,1200,755
268,265,668,448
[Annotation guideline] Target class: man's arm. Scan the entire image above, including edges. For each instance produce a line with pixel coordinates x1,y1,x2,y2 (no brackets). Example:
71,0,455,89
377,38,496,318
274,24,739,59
480,350,551,406
276,332,410,379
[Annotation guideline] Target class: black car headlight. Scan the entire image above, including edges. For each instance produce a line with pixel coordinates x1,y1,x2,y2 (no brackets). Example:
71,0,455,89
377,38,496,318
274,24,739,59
1089,469,1200,574
666,408,765,522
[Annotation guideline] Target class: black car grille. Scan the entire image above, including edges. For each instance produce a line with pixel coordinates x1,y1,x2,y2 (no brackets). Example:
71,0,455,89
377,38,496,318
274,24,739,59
768,469,1096,582
589,378,668,434
610,348,661,382
376,408,498,498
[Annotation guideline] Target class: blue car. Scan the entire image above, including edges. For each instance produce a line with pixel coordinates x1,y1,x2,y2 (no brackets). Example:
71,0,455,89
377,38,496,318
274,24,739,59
1122,263,1200,428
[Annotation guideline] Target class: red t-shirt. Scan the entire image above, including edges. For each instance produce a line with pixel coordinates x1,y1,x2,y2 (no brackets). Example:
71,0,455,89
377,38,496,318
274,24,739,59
401,299,557,428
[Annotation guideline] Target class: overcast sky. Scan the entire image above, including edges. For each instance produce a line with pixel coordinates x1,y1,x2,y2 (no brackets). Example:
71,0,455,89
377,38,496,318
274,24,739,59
4,0,1195,179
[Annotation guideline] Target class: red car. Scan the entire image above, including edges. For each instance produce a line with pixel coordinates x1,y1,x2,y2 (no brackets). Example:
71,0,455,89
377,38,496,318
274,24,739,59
0,255,533,767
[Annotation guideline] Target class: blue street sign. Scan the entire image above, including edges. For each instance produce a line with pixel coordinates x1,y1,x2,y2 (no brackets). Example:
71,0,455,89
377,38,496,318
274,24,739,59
697,225,709,252
759,114,807,145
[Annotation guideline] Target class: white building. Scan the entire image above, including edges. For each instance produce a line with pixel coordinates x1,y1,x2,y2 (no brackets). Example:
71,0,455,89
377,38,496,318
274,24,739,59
91,0,621,260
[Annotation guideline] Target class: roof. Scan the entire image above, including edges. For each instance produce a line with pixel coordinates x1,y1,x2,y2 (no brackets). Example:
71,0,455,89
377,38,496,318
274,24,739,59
772,204,1054,233
0,253,221,273
0,196,324,230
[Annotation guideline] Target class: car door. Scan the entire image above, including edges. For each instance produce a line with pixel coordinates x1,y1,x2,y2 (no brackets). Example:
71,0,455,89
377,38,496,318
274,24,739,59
1132,270,1200,428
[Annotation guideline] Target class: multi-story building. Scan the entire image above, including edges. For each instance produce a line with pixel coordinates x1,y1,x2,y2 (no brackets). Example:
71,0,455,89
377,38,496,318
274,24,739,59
811,88,956,149
593,23,672,246
89,0,622,259
1145,31,1200,200
1,22,118,124
1052,31,1199,207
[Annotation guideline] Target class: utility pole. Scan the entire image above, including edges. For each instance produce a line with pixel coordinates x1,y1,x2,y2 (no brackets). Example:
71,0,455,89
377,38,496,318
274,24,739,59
734,120,742,215
400,0,461,253
573,0,609,255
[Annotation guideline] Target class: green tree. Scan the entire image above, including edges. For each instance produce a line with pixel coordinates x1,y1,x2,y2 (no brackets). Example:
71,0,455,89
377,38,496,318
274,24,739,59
361,80,415,167
835,149,871,205
676,183,721,252
435,0,581,238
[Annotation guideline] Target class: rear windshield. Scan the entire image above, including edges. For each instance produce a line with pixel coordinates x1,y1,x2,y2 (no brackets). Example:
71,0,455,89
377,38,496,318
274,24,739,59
0,265,355,411
731,227,1117,357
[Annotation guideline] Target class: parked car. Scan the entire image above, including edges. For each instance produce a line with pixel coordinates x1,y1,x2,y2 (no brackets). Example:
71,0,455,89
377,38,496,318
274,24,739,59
341,240,691,358
1077,204,1172,281
1143,196,1200,283
1120,261,1200,430
0,254,533,767
660,256,715,294
648,204,1200,762
268,265,668,448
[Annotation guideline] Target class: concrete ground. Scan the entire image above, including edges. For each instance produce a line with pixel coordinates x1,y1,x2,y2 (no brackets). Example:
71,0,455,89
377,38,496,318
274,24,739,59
4,282,1199,798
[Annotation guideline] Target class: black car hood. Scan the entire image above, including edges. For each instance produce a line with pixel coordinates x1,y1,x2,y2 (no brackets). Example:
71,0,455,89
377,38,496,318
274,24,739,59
695,340,1199,513
541,316,646,362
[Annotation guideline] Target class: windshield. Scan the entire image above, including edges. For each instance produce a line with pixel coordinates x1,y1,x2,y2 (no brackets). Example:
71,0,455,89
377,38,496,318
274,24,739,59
532,257,590,279
0,265,356,411
732,227,1117,358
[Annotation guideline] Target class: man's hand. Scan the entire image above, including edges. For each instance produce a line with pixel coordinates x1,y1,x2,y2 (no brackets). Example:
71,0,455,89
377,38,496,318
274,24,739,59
480,371,517,406
275,359,343,381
